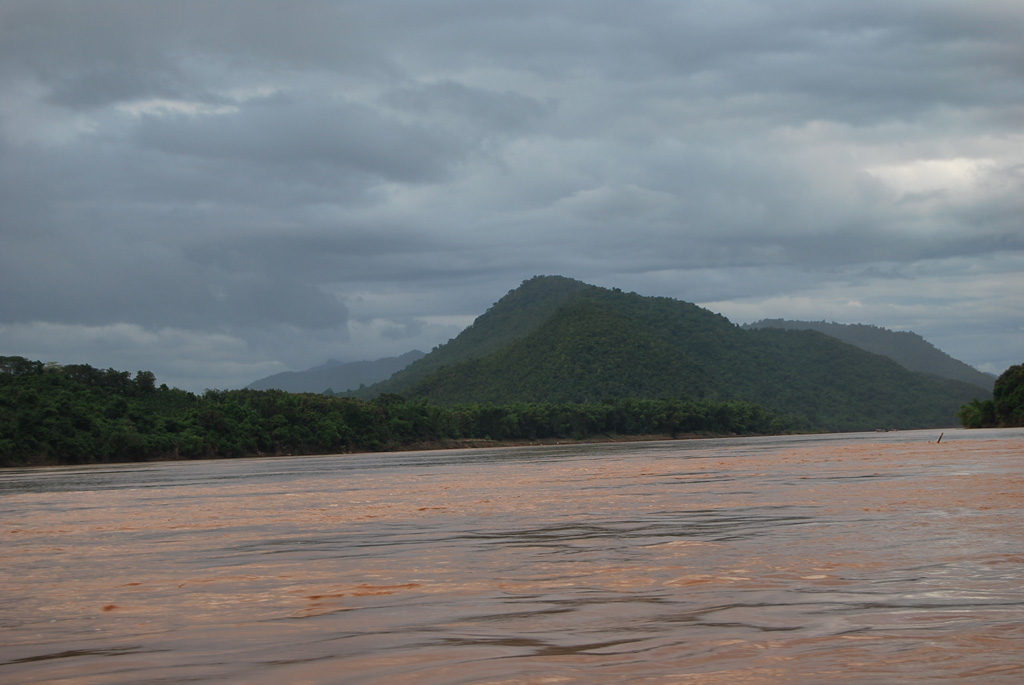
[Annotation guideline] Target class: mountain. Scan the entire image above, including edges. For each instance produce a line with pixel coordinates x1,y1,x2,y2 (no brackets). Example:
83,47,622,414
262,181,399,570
352,276,989,431
247,350,425,393
356,275,594,396
742,319,994,391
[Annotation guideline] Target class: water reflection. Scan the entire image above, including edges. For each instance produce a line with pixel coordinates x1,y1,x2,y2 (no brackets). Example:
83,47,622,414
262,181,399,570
1,428,1022,683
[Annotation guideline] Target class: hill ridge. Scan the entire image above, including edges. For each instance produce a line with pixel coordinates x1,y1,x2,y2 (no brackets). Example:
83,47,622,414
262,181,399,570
354,277,989,431
742,319,993,390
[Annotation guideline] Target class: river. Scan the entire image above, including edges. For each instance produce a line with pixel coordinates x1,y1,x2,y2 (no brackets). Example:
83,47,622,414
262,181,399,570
2,428,1023,683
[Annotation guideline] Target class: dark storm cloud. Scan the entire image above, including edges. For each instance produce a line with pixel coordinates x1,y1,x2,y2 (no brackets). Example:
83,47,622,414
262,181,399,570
0,231,348,331
44,63,192,109
1,0,1021,390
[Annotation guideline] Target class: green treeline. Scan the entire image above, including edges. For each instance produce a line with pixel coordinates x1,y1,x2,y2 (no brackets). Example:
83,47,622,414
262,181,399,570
0,356,792,467
958,364,1024,428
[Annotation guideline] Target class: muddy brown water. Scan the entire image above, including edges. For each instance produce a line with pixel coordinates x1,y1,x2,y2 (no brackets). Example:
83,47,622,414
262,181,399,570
2,428,1023,683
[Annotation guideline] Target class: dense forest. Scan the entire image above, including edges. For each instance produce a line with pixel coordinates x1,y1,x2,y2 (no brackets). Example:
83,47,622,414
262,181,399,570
0,356,792,467
349,277,989,432
957,364,1024,428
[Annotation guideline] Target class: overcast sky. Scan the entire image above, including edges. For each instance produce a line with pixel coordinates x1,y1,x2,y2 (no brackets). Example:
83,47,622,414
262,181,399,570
2,1,1022,392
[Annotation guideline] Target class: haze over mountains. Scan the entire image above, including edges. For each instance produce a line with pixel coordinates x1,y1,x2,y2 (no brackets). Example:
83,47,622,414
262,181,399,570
247,350,424,394
741,319,995,391
336,276,988,432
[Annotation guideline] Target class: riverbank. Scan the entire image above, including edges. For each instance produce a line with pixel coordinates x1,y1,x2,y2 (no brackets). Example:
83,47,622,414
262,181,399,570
7,424,965,468
3,430,788,468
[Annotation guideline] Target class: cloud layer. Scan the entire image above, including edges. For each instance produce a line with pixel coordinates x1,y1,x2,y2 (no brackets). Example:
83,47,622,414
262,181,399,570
2,1,1021,390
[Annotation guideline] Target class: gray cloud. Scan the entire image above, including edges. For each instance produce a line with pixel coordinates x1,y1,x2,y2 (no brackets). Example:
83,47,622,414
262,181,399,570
135,98,463,182
386,80,554,137
1,0,1021,390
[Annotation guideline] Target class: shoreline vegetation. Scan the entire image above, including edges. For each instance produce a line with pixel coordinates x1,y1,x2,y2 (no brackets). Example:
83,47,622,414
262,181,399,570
956,363,1024,429
4,355,1018,469
2,355,796,468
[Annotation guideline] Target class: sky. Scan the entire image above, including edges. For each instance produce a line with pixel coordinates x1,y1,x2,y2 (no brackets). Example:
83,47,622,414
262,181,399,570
1,1,1022,393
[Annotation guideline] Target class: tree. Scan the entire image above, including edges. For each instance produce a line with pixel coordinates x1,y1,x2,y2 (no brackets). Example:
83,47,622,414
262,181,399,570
957,364,1023,428
135,370,157,394
957,398,995,429
993,364,1024,427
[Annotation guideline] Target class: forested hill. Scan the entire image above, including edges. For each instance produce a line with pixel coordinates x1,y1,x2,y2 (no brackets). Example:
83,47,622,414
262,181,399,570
247,350,425,393
354,276,988,431
354,275,595,396
743,319,993,391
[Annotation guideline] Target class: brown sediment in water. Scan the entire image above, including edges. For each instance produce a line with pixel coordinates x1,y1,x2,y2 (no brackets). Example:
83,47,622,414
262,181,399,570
1,433,1022,683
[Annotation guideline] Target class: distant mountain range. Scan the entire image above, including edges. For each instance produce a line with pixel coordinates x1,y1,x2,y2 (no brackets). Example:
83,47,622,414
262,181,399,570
347,276,990,432
741,319,994,391
247,350,425,393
